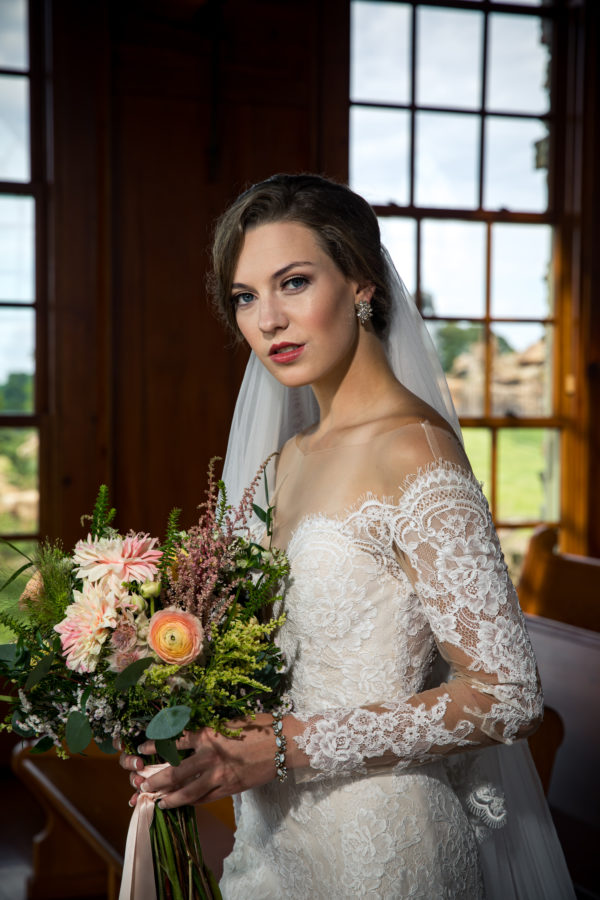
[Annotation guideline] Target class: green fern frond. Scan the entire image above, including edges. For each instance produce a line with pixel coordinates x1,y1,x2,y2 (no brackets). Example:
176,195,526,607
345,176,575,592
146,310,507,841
159,507,182,580
0,605,33,643
90,485,116,539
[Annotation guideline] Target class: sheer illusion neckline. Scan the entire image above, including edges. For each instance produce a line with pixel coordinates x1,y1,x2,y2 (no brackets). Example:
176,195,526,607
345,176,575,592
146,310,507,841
292,419,439,457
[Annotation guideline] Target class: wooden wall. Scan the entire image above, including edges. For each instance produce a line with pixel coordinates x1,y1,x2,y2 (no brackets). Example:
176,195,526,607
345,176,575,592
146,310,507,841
42,0,349,544
38,0,600,559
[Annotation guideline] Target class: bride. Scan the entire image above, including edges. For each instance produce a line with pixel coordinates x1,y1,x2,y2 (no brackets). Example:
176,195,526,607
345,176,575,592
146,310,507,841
120,174,575,898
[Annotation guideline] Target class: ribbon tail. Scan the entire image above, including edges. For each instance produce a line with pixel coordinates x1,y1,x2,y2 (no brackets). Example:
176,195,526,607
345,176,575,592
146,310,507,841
119,795,158,900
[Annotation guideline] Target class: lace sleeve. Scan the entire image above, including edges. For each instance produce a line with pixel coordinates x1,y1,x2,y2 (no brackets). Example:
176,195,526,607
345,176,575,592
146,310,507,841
293,459,543,777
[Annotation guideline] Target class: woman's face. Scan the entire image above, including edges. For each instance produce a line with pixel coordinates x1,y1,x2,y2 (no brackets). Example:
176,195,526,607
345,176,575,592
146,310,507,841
233,221,370,389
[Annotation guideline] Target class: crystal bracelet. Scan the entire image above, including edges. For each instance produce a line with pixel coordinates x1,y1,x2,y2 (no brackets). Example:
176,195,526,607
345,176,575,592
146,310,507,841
272,709,288,782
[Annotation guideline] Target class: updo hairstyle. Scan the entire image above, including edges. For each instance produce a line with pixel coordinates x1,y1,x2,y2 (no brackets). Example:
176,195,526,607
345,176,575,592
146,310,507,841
209,174,392,339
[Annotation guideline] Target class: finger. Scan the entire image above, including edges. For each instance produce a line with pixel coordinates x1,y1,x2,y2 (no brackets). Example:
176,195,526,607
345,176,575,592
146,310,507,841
130,772,145,790
128,792,138,808
139,751,211,794
136,740,157,755
157,777,219,810
119,752,145,772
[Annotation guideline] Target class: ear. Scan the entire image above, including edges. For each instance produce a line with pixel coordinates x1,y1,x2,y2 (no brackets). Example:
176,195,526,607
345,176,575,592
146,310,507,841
356,283,375,304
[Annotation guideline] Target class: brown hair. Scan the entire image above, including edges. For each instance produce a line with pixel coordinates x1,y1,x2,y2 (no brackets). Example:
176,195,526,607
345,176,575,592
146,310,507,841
209,174,392,339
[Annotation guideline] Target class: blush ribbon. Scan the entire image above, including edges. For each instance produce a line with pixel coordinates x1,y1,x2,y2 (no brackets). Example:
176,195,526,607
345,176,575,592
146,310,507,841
119,762,169,900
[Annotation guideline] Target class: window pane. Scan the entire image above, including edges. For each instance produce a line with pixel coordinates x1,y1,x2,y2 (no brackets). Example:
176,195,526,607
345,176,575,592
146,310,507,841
497,527,534,584
350,106,410,205
0,308,35,412
421,220,486,317
415,112,479,208
416,7,483,110
484,117,549,212
351,1,411,105
0,75,29,181
487,15,551,114
491,224,553,318
0,195,35,301
0,427,39,533
427,320,485,416
497,428,560,522
378,217,416,296
491,322,552,417
0,0,28,70
462,428,491,503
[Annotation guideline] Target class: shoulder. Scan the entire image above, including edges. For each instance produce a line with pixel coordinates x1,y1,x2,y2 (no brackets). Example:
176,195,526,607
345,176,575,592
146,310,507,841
376,418,471,487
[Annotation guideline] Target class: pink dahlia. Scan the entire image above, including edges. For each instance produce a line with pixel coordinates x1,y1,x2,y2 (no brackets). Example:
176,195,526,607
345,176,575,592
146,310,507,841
73,533,162,584
54,581,120,673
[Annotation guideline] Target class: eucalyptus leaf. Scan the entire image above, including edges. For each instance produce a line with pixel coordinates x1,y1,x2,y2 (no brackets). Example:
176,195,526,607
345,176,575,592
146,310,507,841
155,738,182,767
25,652,55,690
0,644,17,665
114,656,154,690
95,738,118,755
65,710,92,754
146,705,191,741
80,684,93,712
30,736,55,754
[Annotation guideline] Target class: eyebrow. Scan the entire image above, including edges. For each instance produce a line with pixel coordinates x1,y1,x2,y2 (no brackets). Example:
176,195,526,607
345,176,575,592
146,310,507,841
231,260,315,290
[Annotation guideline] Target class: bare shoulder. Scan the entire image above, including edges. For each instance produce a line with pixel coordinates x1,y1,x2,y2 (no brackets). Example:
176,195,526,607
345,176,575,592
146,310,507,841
376,407,471,484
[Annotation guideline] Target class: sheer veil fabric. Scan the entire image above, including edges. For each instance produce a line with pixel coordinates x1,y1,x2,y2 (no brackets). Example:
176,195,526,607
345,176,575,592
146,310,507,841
221,251,575,899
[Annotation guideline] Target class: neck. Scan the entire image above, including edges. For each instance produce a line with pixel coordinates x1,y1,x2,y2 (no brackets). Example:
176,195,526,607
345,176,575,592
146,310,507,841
310,329,401,433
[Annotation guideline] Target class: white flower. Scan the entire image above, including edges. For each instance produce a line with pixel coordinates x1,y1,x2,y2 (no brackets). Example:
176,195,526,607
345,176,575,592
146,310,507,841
54,581,120,673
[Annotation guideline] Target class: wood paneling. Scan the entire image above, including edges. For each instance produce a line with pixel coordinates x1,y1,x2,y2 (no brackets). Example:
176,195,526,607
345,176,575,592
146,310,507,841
45,0,349,541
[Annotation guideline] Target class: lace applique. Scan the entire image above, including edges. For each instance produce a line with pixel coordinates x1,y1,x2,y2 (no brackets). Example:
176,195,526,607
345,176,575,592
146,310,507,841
293,460,542,777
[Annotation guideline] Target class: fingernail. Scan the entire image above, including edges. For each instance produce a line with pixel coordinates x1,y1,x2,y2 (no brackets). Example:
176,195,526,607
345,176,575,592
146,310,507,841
135,758,143,770
158,801,165,809
137,743,147,754
141,781,149,792
128,799,134,808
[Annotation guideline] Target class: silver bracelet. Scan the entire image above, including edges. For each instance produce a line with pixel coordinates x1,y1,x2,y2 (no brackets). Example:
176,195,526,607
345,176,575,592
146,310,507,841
272,709,288,782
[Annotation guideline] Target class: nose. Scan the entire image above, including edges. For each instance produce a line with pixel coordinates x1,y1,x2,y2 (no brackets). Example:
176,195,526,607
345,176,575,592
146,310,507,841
257,291,288,334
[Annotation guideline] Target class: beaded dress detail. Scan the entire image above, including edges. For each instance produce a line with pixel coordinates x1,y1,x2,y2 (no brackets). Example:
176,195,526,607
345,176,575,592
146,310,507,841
220,422,543,900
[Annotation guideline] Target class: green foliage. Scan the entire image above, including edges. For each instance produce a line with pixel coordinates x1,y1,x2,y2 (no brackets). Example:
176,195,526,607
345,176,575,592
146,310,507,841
146,705,191,741
89,485,116,539
65,709,92,753
114,656,154,690
159,507,182,581
0,373,33,414
23,542,73,636
435,323,514,373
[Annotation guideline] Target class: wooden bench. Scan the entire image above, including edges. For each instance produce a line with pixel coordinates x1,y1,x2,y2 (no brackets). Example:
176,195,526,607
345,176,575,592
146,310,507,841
12,741,235,899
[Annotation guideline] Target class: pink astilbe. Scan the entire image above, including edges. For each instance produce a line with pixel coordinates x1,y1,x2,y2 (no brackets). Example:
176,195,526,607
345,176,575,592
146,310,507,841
73,533,163,584
168,457,272,634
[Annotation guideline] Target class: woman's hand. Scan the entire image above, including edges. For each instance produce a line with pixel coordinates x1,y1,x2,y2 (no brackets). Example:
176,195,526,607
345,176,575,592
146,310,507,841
119,713,295,809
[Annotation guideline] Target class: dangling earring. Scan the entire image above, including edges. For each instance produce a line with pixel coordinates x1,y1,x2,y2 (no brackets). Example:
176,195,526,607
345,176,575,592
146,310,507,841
355,299,373,325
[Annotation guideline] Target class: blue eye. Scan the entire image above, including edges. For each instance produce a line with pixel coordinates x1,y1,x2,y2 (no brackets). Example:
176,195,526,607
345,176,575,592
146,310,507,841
284,275,308,290
233,291,255,307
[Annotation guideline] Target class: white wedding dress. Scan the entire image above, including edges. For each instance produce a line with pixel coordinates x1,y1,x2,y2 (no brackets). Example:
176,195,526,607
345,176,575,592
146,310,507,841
220,420,575,899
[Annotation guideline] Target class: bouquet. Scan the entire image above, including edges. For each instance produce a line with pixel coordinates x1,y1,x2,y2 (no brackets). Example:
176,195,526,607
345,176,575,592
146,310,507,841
0,459,289,900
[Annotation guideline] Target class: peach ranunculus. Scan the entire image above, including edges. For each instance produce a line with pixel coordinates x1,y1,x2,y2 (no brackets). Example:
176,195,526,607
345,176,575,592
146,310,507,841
73,533,162,585
148,607,204,666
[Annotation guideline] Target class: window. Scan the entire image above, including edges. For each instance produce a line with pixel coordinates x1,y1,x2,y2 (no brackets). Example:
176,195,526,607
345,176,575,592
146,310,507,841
0,0,41,594
350,0,563,578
